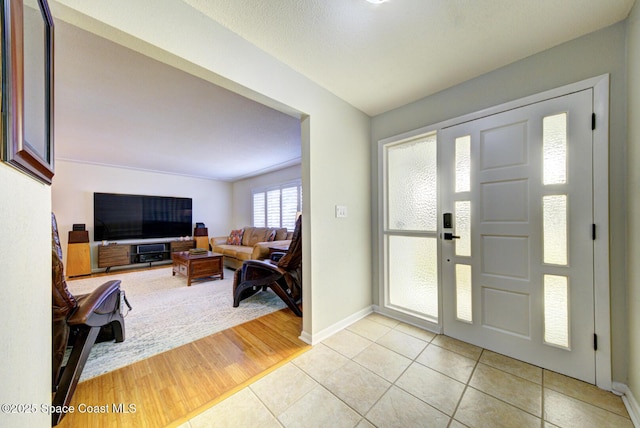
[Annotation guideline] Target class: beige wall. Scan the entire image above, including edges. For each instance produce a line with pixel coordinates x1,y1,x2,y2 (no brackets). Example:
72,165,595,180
51,160,233,270
50,0,372,338
0,166,51,426
371,22,629,383
626,0,640,409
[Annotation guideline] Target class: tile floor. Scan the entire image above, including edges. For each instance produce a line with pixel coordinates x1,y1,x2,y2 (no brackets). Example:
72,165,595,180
179,313,634,428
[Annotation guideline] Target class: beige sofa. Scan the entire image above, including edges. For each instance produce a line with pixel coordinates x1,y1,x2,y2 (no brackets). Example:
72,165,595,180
211,227,292,270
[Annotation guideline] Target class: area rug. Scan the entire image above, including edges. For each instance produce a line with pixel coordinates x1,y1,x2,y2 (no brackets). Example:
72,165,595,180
66,267,286,381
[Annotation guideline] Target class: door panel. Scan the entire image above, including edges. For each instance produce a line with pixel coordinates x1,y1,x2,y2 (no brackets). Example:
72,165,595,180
440,90,595,383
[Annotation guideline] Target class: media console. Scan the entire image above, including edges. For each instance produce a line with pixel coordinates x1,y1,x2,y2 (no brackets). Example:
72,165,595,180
98,239,195,272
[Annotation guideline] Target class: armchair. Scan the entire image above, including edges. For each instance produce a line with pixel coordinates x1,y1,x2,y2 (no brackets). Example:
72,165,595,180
233,216,302,317
51,213,127,425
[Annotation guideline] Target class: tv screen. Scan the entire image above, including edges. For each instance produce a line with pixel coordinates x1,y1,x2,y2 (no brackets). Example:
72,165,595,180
94,193,192,241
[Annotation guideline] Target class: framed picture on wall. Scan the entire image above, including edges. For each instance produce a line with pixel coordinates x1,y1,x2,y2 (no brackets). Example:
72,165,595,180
1,0,55,184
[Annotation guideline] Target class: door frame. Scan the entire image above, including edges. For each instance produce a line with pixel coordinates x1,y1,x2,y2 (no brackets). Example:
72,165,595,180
377,74,611,389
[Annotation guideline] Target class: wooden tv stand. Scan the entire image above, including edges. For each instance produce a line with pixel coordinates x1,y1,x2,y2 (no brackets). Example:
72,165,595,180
98,240,195,271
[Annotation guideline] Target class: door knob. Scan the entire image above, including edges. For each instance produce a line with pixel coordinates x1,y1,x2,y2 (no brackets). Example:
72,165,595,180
444,232,460,240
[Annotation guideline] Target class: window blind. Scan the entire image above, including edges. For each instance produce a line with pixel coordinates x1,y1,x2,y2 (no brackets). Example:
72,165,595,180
252,181,301,231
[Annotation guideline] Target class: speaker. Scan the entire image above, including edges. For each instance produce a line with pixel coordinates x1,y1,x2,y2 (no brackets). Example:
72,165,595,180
193,227,208,236
68,230,89,243
72,223,86,231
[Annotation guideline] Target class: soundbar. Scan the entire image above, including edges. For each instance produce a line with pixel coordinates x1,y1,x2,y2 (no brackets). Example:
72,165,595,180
137,243,166,254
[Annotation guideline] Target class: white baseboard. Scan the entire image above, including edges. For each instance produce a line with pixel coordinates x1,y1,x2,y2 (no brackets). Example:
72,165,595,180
298,330,312,345
299,306,373,345
612,382,640,427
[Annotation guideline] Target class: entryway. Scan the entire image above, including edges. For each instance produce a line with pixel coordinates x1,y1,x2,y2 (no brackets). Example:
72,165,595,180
378,76,610,387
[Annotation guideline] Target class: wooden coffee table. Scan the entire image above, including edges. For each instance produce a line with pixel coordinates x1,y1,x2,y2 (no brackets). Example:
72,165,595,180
172,251,223,286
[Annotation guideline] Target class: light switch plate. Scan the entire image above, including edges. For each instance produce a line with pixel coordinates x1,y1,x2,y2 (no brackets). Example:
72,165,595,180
335,205,348,218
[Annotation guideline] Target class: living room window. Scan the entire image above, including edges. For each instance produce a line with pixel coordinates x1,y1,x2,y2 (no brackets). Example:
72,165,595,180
253,181,302,231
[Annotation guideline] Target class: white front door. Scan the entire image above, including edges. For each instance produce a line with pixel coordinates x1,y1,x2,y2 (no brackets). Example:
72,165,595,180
439,89,596,383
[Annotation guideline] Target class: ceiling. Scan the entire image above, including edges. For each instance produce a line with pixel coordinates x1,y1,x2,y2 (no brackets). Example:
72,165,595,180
54,20,302,182
54,0,635,182
184,0,635,116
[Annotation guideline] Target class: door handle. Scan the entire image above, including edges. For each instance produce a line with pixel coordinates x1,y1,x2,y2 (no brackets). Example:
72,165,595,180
444,232,460,240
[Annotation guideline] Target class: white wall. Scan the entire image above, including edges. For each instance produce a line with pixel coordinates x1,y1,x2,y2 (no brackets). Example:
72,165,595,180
0,166,51,427
626,0,640,411
51,0,372,340
51,160,233,270
231,164,301,229
371,22,629,383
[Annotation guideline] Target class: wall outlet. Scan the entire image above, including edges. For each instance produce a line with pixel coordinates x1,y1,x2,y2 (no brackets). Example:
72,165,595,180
335,205,348,218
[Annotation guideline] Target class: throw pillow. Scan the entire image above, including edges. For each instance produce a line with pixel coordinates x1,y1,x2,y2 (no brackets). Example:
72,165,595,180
267,230,276,242
226,229,244,245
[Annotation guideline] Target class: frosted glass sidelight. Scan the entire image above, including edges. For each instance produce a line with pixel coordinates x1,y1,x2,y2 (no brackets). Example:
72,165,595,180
456,264,472,322
387,135,437,231
455,135,471,193
543,195,567,265
455,201,471,257
543,113,567,185
544,275,569,348
388,235,438,319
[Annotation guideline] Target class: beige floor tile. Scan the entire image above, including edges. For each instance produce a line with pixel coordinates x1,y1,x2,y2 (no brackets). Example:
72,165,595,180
322,360,391,415
353,342,412,382
347,317,392,341
455,387,541,428
366,385,450,428
469,363,542,416
376,329,428,359
479,350,542,384
277,385,362,428
431,335,482,360
292,343,349,383
416,344,477,383
544,388,633,428
395,362,465,416
365,312,401,328
189,387,281,428
188,318,634,428
249,362,318,416
394,322,437,342
543,370,629,417
322,329,373,359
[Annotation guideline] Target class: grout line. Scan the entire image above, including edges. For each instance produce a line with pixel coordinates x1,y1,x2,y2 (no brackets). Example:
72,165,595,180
448,348,483,425
245,387,285,427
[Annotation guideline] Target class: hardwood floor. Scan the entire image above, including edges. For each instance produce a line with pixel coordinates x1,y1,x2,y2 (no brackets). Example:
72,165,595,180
56,308,309,428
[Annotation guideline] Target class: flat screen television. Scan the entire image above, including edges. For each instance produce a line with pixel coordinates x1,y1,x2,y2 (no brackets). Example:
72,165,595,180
94,193,192,241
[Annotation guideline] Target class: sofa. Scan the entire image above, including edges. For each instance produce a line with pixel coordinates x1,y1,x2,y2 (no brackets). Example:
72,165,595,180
211,226,292,270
